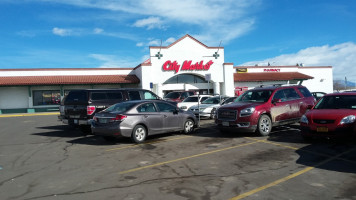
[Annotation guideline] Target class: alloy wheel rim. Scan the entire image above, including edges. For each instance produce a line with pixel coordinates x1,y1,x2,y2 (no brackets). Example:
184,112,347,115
261,118,270,133
185,121,193,132
135,128,145,141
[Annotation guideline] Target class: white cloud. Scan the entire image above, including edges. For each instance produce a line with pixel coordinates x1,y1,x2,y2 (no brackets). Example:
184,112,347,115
52,27,73,36
42,0,261,44
165,37,176,44
241,42,356,80
133,16,164,30
89,54,139,68
93,28,104,34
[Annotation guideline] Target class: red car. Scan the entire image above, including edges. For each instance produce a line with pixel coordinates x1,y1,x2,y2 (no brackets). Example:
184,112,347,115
216,85,315,136
300,92,356,140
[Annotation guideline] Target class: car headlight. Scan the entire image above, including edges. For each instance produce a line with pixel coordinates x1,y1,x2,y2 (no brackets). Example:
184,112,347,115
340,115,356,125
240,107,255,117
300,115,308,124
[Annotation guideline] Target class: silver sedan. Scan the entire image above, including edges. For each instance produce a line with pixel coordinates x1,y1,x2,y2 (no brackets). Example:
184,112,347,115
91,100,197,143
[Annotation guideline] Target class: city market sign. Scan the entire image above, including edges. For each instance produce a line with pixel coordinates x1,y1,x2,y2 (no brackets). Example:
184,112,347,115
163,60,214,73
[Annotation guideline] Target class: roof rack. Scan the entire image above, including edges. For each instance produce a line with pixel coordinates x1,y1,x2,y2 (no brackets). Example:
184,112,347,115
256,84,282,88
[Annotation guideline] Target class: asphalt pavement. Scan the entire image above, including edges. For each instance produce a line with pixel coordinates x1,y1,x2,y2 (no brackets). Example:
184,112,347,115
0,113,355,200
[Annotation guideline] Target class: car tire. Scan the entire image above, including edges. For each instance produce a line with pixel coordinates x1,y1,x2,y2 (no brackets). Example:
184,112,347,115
183,119,194,134
210,108,216,119
257,114,272,136
131,125,147,143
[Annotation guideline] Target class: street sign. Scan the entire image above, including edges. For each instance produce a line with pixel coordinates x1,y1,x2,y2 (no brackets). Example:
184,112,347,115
205,73,211,81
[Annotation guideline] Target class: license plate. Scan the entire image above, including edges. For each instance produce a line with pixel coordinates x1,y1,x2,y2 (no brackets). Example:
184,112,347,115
70,115,80,118
74,119,78,124
99,118,110,124
222,121,229,127
317,127,328,132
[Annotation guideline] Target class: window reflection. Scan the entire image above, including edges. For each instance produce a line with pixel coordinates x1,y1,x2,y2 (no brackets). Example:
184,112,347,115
33,90,61,106
163,74,207,84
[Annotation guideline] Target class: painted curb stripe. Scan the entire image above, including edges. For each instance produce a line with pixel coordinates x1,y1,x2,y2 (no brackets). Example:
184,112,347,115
0,112,59,118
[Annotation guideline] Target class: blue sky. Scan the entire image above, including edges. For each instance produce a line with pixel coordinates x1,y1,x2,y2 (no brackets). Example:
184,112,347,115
0,0,355,81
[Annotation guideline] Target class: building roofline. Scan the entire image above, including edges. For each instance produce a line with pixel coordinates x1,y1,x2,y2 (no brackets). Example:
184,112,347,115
235,65,332,69
150,34,223,50
0,68,134,71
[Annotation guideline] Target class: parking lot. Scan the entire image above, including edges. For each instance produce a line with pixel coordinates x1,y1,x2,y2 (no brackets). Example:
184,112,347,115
0,113,356,200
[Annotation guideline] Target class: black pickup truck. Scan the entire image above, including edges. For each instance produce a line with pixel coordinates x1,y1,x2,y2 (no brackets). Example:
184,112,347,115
59,88,162,133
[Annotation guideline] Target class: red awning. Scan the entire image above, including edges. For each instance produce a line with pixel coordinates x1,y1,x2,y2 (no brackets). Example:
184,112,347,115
234,72,313,82
0,75,140,86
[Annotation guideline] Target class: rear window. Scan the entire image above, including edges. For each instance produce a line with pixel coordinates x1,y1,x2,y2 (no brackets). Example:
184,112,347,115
128,91,141,100
105,102,136,113
91,92,107,100
297,87,312,97
65,91,88,104
90,91,123,101
142,91,159,100
107,92,123,100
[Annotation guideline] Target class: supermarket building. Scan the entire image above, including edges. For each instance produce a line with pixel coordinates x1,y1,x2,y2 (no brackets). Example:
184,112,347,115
0,34,333,114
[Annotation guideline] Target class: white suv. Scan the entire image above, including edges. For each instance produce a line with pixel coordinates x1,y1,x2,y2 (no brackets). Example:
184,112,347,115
177,95,212,111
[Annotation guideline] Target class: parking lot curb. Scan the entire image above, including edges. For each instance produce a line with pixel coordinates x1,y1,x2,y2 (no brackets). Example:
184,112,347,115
0,112,59,118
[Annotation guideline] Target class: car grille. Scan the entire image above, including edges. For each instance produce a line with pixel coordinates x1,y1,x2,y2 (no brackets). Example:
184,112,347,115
313,119,335,124
217,109,237,120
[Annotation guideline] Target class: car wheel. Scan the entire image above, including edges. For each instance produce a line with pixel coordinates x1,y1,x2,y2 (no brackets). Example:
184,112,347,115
210,108,216,119
131,125,147,143
257,114,272,136
183,119,194,134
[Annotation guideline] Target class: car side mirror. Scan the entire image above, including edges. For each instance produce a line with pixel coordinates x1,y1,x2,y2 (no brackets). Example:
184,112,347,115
173,108,179,114
272,98,281,104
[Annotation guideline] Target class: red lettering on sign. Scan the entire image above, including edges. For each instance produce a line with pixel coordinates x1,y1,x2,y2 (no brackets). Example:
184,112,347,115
163,60,180,73
263,69,280,72
163,60,214,73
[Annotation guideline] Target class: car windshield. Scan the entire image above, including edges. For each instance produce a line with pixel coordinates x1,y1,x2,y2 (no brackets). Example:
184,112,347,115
104,102,137,113
202,97,222,104
222,97,237,105
238,90,273,103
164,92,180,99
314,95,356,109
183,96,198,102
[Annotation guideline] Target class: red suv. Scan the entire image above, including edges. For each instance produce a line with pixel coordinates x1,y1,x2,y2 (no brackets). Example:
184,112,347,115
215,85,315,136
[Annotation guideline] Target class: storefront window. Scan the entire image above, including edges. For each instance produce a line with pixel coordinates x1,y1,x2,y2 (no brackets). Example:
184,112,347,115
163,74,208,84
33,90,61,106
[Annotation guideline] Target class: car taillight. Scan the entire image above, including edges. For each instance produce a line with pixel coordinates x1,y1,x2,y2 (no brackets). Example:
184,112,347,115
111,114,127,122
87,106,96,115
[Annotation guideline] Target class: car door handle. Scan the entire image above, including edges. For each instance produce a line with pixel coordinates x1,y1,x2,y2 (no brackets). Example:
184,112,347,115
163,115,168,118
144,115,149,118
